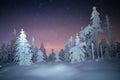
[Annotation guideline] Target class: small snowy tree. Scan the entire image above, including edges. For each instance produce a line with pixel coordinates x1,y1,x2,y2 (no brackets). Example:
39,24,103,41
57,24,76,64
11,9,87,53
31,37,38,63
69,46,85,64
0,42,9,64
40,42,47,61
9,29,17,63
35,50,45,63
69,41,86,64
55,53,61,62
59,49,65,61
14,29,33,65
48,49,56,62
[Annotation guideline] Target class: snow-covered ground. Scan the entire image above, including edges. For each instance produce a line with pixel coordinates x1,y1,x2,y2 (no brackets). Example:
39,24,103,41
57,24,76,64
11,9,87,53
0,60,120,80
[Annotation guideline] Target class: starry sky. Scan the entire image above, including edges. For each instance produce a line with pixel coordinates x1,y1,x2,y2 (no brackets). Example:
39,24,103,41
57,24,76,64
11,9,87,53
0,0,120,54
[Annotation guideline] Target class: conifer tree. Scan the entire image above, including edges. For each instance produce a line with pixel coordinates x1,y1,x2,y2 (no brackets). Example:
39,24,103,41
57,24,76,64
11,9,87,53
14,29,33,65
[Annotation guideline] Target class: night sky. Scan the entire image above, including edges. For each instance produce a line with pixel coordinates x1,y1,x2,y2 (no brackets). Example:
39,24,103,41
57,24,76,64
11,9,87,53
0,0,120,54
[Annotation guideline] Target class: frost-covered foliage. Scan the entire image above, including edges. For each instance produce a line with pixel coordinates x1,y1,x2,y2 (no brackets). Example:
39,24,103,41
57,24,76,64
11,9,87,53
64,36,74,62
0,42,9,64
31,37,38,63
55,53,61,62
90,6,103,59
69,38,86,63
0,6,120,66
65,36,74,49
14,29,33,65
48,49,56,62
78,6,103,60
40,42,47,61
35,50,45,63
75,33,80,46
8,29,17,63
91,7,101,28
59,49,65,61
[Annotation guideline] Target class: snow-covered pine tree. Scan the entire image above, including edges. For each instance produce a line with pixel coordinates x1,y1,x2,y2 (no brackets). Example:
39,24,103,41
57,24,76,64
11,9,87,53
59,49,65,61
90,6,102,59
40,42,47,61
35,49,45,63
31,37,38,63
55,53,61,62
9,29,17,63
64,36,74,62
0,42,9,64
69,45,86,64
48,49,56,62
69,34,86,63
14,29,33,65
79,25,93,59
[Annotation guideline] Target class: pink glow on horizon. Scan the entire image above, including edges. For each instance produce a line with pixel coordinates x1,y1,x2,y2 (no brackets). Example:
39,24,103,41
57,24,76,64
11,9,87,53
25,27,80,55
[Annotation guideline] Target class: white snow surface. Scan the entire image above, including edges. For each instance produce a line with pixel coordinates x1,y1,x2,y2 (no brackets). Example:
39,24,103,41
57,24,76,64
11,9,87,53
0,60,120,80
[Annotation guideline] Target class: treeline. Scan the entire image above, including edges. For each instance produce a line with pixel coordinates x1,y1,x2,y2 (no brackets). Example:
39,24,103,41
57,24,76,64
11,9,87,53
0,6,120,65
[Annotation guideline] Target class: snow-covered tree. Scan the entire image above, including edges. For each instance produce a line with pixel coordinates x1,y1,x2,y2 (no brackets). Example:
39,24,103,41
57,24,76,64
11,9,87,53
14,29,33,65
68,36,74,47
79,25,94,59
69,41,86,64
35,49,45,63
59,49,65,61
48,49,56,62
64,36,74,52
64,51,70,62
31,37,38,63
0,42,9,64
55,53,61,62
64,36,74,62
90,6,102,59
69,46,85,64
40,42,47,61
79,25,93,40
9,29,17,63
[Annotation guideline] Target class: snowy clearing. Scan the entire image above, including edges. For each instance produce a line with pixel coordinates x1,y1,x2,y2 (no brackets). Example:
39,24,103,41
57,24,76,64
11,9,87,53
0,60,120,80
